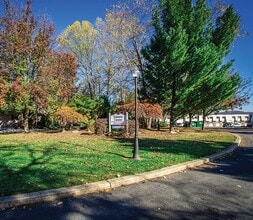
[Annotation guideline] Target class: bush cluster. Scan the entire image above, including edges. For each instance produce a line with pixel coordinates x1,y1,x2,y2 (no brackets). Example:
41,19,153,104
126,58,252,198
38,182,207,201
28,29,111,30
95,118,108,135
122,120,135,135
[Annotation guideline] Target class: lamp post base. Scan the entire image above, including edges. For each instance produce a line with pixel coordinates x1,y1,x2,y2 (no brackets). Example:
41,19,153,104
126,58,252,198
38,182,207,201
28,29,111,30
133,136,140,160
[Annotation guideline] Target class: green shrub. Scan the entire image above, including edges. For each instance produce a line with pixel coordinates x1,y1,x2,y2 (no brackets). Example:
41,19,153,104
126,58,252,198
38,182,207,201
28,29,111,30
159,121,168,128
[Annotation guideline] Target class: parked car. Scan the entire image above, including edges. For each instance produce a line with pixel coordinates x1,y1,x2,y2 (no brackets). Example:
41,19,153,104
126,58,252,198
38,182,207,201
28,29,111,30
247,123,253,127
233,122,241,127
223,122,233,128
223,122,241,128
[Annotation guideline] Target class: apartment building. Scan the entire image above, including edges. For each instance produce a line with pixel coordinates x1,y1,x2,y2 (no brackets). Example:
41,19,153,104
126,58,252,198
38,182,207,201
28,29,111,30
175,111,253,127
206,111,253,127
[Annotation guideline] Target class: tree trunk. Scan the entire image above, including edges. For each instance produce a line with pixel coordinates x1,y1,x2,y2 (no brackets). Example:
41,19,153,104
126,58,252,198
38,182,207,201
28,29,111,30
169,109,174,132
182,115,185,127
147,118,152,129
157,119,160,131
202,109,206,130
23,108,29,133
169,77,177,132
189,113,192,128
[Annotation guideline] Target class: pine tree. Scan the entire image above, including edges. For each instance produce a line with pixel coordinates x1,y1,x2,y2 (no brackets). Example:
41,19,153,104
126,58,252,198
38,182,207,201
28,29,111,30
142,1,188,131
142,0,242,131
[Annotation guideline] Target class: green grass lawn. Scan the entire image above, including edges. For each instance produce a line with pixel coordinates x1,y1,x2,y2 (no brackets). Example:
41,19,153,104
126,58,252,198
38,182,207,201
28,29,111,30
0,129,235,196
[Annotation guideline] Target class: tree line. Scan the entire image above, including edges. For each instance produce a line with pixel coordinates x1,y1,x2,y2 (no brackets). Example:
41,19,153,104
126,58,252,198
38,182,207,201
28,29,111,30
0,0,251,132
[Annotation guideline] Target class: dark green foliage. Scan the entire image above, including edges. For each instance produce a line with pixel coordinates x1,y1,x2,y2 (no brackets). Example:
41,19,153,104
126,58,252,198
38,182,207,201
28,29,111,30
98,95,111,118
142,0,242,130
212,5,240,53
69,94,111,131
69,94,111,120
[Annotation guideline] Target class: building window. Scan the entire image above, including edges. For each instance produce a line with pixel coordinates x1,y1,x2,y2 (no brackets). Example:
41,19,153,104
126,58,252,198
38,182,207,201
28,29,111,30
238,116,242,122
232,116,236,122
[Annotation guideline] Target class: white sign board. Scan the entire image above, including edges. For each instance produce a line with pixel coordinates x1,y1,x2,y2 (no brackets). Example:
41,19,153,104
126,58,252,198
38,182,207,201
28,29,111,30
111,114,125,126
109,113,128,132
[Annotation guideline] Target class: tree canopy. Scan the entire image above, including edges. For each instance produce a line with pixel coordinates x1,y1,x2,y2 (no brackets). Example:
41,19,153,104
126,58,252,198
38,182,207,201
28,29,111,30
0,0,78,131
0,0,250,133
142,0,243,130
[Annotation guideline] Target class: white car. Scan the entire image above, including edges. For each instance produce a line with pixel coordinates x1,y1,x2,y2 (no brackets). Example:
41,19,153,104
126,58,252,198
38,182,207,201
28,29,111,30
233,122,241,127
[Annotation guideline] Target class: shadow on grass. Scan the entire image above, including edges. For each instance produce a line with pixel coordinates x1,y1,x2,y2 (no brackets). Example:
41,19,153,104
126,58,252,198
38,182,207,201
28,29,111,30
110,137,231,159
0,144,65,197
0,134,233,197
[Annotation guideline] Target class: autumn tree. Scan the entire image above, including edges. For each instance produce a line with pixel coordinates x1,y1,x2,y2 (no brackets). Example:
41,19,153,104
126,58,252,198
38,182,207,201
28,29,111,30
116,101,163,129
53,106,87,130
58,21,99,99
0,0,78,132
0,78,7,108
58,0,155,103
101,0,155,100
41,52,78,109
226,78,252,110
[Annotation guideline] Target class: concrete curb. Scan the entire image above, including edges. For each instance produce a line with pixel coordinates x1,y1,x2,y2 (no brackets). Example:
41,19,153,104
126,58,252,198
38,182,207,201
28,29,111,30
0,134,241,209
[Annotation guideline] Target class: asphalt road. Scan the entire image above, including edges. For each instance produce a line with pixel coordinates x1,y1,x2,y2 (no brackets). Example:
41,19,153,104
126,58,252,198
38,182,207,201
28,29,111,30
0,129,252,220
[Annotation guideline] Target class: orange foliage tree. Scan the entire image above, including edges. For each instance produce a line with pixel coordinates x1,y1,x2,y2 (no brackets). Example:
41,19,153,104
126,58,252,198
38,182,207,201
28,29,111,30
41,52,78,104
0,79,7,108
53,106,87,130
116,101,163,129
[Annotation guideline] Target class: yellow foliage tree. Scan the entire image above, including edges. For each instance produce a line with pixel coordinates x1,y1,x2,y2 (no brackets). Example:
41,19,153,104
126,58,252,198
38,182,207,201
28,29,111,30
58,21,98,98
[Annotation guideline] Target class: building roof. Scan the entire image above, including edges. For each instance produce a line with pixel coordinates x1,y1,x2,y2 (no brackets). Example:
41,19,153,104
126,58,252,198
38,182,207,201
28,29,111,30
216,111,253,115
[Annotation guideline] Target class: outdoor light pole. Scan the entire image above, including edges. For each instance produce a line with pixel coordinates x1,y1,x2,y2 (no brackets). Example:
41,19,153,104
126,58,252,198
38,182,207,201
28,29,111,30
133,69,140,160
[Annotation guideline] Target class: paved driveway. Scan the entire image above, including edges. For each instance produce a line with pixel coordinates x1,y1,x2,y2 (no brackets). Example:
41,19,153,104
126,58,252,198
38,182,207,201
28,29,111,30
0,129,252,220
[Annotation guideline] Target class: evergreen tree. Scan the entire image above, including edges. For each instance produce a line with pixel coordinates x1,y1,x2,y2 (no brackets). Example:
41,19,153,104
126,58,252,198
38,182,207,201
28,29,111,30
142,0,242,131
142,1,188,131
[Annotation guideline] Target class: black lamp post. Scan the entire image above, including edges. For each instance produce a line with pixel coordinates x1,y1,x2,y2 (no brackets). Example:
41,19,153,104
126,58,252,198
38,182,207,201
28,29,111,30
133,69,140,160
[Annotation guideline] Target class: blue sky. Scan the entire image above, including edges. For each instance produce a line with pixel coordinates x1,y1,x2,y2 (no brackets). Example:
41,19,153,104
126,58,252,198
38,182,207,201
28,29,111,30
225,0,253,112
32,0,118,34
30,0,252,112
